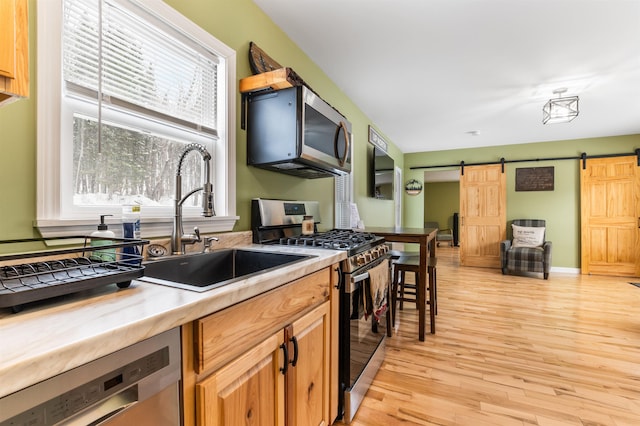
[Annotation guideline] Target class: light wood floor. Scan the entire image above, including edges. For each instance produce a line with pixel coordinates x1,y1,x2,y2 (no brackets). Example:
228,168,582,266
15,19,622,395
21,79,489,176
343,246,640,426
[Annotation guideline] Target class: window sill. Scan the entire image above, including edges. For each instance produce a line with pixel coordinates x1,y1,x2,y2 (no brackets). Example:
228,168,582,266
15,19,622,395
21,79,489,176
34,216,239,239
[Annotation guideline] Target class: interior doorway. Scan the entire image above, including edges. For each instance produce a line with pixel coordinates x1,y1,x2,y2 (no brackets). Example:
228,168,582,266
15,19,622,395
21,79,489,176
423,169,460,249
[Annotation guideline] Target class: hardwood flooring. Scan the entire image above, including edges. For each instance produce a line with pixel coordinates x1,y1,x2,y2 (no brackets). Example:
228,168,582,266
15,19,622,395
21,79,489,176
342,246,640,426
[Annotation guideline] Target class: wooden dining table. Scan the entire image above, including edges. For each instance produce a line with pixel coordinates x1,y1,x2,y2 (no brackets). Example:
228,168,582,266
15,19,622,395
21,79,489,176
364,227,438,341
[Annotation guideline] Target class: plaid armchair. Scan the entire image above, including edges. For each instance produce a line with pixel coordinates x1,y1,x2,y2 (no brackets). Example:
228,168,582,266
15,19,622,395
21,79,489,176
500,219,552,279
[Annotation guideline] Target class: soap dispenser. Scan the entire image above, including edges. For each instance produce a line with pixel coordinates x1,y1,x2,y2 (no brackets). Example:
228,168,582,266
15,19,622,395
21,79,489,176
90,215,116,263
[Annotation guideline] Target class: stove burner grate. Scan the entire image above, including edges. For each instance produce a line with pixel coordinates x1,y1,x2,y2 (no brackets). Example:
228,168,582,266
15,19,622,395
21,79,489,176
278,229,378,251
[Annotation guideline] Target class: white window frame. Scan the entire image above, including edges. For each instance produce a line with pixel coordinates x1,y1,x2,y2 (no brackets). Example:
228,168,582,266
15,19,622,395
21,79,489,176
36,0,237,238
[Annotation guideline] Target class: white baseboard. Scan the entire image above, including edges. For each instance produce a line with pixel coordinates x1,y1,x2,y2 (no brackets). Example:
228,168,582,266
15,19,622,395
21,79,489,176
550,266,580,274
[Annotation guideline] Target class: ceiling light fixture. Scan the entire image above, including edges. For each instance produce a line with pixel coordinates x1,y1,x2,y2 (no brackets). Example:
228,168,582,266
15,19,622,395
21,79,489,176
542,88,579,124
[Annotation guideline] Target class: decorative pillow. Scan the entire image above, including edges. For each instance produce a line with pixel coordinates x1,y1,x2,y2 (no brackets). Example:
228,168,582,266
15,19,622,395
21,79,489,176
512,224,545,248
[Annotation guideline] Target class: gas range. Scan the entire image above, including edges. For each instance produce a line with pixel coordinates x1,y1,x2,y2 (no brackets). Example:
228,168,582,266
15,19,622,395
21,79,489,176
278,229,389,273
251,199,389,272
251,198,390,423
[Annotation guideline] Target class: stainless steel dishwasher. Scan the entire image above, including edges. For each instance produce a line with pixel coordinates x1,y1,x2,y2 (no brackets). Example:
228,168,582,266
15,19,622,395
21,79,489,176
0,328,182,425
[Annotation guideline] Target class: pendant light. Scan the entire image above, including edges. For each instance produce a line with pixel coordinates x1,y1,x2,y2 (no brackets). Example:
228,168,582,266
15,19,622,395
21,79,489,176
542,88,579,124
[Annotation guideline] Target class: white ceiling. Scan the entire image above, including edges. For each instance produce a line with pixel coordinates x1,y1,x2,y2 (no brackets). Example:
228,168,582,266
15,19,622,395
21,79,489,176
252,0,640,154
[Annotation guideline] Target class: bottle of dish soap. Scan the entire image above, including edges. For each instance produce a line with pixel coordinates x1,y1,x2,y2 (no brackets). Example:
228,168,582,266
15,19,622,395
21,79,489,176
90,215,116,263
121,205,141,265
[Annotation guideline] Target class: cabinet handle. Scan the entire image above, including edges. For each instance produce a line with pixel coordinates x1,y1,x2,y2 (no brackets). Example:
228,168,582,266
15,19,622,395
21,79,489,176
289,336,299,367
279,342,289,375
335,265,343,290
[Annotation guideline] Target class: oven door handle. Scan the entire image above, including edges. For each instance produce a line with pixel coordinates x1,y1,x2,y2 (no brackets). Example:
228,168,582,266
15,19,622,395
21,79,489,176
346,271,369,294
352,271,369,284
344,255,390,293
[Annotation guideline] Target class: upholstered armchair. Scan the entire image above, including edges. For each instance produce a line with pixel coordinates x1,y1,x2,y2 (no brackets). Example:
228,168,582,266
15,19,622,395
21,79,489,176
500,219,552,279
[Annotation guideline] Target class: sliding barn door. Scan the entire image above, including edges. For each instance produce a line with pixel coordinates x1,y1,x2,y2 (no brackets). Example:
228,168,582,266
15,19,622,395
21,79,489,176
459,164,506,268
580,155,640,277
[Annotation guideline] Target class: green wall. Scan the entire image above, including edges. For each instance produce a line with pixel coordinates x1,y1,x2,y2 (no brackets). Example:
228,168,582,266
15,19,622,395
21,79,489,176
424,181,459,230
1,0,639,270
166,0,404,231
0,0,402,240
404,135,640,268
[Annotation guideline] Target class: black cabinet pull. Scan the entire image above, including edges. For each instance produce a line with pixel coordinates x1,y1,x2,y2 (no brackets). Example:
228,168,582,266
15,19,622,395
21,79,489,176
279,342,289,374
290,336,299,367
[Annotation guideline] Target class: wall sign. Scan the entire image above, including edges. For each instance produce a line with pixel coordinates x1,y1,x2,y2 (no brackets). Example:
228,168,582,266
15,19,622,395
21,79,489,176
368,125,388,152
515,166,554,191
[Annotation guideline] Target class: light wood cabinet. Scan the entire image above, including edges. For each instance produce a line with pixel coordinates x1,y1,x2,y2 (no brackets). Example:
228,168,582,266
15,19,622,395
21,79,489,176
196,329,286,425
181,266,338,426
284,302,330,426
0,0,29,106
196,302,330,426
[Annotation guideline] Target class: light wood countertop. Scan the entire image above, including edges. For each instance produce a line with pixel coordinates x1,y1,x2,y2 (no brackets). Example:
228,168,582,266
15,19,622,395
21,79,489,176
0,244,345,398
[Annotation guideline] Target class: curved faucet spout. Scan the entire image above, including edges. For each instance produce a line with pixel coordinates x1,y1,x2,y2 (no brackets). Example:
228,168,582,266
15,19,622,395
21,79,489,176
172,143,216,255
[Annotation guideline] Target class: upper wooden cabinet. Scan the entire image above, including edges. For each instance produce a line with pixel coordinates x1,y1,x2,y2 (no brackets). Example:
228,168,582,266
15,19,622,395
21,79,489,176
0,0,29,106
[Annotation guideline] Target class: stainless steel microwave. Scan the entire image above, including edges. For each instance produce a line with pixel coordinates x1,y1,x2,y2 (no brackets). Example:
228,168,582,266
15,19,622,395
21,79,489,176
246,85,352,179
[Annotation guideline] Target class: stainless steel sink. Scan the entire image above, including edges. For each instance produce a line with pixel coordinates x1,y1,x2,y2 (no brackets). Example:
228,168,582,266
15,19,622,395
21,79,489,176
140,249,313,292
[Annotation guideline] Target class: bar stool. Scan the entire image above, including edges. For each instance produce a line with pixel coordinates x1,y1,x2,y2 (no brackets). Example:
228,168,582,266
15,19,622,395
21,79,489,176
391,256,437,335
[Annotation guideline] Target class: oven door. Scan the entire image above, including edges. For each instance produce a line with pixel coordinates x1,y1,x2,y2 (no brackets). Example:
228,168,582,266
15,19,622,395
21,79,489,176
339,256,390,423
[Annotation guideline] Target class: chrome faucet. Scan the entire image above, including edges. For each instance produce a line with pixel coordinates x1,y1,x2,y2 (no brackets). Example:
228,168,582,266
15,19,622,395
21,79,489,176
171,143,215,255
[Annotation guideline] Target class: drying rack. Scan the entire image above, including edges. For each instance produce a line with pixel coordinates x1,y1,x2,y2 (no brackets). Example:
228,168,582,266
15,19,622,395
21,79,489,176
0,236,149,313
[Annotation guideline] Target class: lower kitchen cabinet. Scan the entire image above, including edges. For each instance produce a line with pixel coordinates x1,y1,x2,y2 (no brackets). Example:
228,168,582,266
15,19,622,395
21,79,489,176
285,302,330,425
196,329,285,425
181,266,337,426
196,302,330,426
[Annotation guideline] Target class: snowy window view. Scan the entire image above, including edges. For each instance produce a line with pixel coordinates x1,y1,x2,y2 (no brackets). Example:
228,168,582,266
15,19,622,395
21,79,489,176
72,117,205,208
63,0,219,210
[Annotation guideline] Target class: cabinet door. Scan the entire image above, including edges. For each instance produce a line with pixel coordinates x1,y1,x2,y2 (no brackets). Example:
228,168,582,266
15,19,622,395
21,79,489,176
0,0,29,104
196,332,286,426
0,0,17,78
286,301,331,426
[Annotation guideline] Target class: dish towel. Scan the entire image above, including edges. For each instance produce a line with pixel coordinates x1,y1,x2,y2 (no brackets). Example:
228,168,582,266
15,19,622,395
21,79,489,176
364,258,389,322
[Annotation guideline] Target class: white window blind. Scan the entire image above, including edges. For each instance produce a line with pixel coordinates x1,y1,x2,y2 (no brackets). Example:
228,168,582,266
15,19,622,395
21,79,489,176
335,173,353,229
63,0,219,135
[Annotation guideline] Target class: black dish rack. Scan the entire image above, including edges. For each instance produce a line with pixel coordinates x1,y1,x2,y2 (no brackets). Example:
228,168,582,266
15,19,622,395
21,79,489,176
0,236,149,313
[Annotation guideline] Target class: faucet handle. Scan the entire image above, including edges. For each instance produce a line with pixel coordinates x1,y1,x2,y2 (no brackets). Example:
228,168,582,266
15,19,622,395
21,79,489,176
193,226,201,242
202,236,219,253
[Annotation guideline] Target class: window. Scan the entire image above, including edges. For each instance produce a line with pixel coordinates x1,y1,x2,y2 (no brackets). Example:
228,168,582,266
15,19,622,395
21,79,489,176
334,174,353,229
335,133,354,229
37,0,237,238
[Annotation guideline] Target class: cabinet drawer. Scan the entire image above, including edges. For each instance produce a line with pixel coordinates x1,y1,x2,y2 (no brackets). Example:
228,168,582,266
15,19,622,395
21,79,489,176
194,268,330,374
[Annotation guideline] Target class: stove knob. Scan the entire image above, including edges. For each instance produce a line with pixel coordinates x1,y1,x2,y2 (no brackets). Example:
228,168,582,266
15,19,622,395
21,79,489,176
369,248,378,259
356,254,366,266
380,245,389,254
364,252,373,262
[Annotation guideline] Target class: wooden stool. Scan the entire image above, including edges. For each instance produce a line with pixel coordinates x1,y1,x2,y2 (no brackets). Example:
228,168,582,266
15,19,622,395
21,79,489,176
387,250,418,304
391,256,437,335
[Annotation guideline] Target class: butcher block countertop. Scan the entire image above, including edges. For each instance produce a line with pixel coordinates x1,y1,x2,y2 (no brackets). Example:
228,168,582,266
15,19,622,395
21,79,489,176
0,244,345,399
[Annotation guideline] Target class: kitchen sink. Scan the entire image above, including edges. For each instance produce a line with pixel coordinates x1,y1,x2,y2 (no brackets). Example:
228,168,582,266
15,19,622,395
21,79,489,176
140,249,313,292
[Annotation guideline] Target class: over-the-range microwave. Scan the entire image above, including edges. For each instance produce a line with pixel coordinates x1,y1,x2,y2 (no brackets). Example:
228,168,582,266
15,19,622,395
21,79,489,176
246,85,352,179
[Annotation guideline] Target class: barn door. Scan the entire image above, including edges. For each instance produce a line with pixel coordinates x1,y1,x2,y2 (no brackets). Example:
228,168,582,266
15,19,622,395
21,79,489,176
459,164,506,268
580,155,640,277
